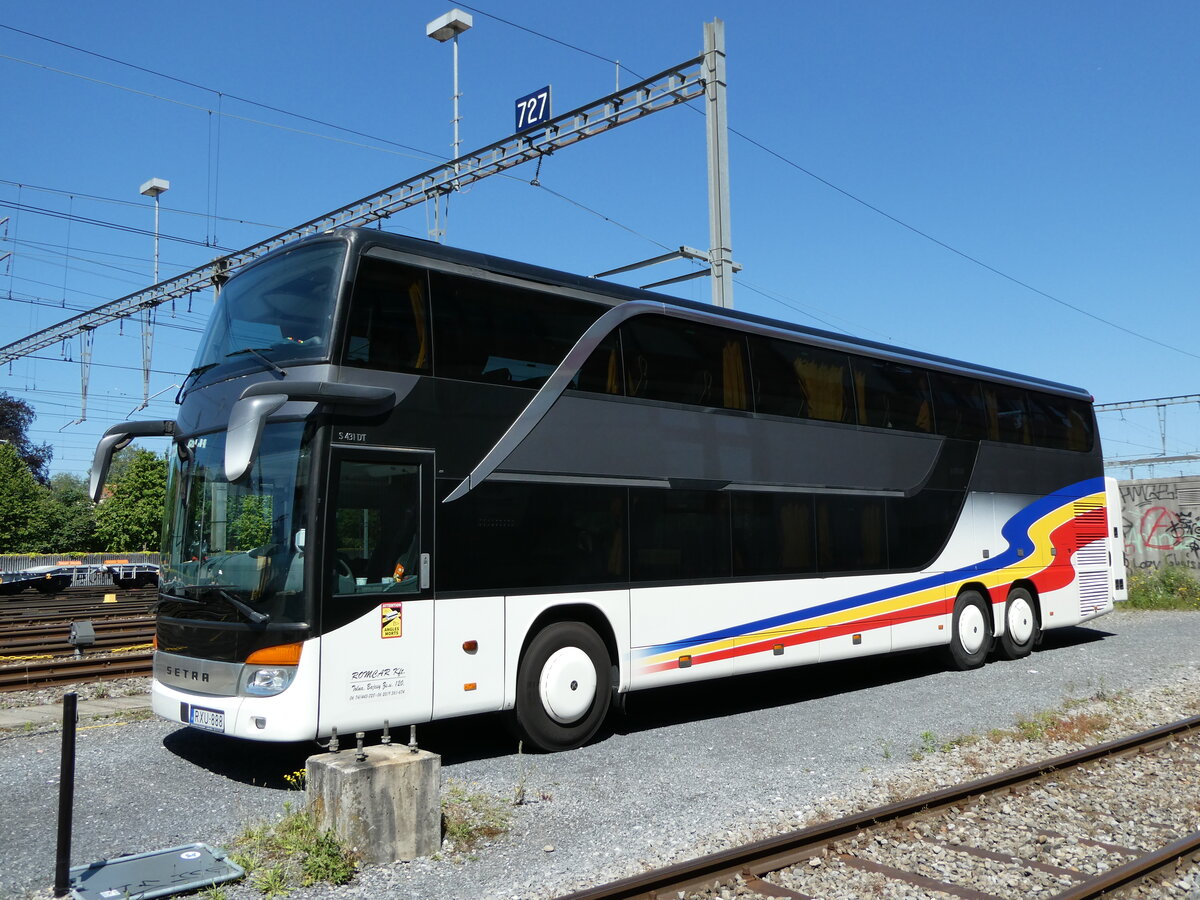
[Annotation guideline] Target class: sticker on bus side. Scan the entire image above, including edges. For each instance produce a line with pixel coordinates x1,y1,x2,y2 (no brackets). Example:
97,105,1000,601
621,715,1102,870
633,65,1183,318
381,602,403,639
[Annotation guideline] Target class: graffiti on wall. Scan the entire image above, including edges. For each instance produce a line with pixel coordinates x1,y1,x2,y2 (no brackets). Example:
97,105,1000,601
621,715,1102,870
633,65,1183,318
1119,477,1200,571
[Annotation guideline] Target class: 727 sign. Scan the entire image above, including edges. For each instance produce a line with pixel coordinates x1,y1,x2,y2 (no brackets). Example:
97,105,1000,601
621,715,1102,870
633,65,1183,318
515,85,552,132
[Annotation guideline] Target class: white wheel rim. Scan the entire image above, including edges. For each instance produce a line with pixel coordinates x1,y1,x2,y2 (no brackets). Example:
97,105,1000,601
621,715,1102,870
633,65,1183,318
1007,596,1034,645
958,604,987,655
539,646,597,724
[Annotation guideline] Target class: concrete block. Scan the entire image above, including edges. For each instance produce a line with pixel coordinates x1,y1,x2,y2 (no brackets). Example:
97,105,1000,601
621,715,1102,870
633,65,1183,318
307,745,441,864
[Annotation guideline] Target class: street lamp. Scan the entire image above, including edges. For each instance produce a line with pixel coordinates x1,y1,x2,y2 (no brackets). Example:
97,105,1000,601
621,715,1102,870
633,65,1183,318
138,177,169,284
138,177,169,413
426,9,473,166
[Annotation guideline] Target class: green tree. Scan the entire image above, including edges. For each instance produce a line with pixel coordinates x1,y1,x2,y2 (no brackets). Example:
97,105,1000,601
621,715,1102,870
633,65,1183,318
0,442,53,552
0,392,53,484
45,473,100,552
94,449,168,552
229,495,273,551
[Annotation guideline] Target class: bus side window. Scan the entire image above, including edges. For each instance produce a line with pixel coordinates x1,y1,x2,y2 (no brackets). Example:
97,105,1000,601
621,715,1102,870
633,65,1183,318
732,493,815,576
332,462,422,595
749,337,854,424
572,333,625,395
620,317,748,410
984,385,1030,444
851,358,933,433
816,495,887,572
430,272,603,388
929,371,987,441
343,257,431,374
630,489,731,582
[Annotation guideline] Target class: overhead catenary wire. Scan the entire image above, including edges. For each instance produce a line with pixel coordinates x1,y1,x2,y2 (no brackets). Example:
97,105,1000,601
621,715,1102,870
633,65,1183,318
454,3,1200,364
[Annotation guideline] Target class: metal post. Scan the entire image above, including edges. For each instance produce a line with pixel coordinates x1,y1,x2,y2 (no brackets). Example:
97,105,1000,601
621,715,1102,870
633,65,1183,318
704,19,734,309
452,32,462,170
152,192,161,284
53,692,78,897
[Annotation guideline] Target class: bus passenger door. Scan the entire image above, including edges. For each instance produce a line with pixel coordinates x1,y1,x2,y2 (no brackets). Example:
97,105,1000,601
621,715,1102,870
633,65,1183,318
317,447,434,737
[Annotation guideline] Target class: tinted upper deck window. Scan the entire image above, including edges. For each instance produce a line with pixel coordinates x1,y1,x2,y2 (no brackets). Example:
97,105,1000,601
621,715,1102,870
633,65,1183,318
430,272,603,388
750,338,855,423
343,257,432,374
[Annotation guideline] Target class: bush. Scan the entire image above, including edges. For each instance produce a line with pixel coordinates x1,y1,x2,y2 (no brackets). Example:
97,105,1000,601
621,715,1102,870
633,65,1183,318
1126,565,1200,610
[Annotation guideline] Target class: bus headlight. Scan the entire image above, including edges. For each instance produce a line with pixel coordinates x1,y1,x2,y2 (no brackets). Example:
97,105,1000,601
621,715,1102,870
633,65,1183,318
245,667,296,696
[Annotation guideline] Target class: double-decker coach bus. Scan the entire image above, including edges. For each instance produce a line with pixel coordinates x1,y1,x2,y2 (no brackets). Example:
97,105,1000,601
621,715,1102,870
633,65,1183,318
91,228,1127,751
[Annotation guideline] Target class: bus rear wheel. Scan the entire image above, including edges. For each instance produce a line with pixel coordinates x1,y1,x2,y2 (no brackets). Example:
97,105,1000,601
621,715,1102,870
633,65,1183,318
947,590,992,670
998,587,1039,660
513,621,610,752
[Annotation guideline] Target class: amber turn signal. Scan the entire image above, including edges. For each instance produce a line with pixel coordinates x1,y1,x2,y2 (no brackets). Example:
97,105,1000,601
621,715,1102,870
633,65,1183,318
246,642,303,666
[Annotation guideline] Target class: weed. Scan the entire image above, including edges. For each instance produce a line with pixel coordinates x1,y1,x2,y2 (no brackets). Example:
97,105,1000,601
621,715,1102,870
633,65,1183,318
252,865,289,898
200,885,230,900
442,779,512,853
1126,566,1200,610
1044,711,1110,743
231,803,357,895
513,741,528,805
283,769,306,791
909,729,975,760
995,708,1111,744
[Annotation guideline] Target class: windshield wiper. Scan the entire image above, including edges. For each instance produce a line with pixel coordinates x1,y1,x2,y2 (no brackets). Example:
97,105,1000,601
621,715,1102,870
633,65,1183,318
176,362,220,402
155,590,202,611
226,347,287,377
206,586,271,625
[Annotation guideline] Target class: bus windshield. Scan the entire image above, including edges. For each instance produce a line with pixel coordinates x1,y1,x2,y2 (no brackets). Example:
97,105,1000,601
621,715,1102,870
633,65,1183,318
161,422,311,625
191,240,345,372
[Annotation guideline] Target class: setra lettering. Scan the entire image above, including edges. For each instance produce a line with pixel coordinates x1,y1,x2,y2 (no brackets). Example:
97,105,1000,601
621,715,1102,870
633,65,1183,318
161,665,210,683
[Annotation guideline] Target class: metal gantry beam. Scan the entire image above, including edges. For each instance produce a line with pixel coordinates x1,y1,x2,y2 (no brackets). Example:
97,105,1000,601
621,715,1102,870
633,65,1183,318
0,52,711,367
1095,394,1200,413
1098,393,1200,471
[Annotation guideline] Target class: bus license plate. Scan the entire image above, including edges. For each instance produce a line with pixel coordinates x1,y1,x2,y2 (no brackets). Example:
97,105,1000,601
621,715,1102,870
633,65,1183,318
190,706,225,733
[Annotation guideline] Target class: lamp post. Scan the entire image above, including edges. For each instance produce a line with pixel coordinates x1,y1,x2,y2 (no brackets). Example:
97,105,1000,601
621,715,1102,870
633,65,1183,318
426,9,473,167
138,178,169,284
137,177,169,413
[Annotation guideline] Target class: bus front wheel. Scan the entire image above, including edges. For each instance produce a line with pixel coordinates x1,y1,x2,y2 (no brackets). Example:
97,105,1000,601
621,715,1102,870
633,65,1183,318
513,621,610,752
998,587,1039,660
947,590,992,670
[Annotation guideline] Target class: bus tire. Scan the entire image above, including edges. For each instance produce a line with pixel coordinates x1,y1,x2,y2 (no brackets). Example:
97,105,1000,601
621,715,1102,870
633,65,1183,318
998,587,1039,660
513,621,610,752
947,590,991,670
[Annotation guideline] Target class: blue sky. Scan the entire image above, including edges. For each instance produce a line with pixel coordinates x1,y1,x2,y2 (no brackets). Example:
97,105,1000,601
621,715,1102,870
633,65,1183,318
3,2,1199,477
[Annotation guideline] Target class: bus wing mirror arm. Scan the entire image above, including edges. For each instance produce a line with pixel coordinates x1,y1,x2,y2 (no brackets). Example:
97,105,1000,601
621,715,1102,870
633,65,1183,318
225,394,289,483
225,381,395,482
89,420,176,502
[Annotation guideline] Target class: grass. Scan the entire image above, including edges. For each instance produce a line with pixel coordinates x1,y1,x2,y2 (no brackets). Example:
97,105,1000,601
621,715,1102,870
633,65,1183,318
230,801,357,896
441,779,513,854
908,729,980,761
1125,565,1200,610
987,704,1113,745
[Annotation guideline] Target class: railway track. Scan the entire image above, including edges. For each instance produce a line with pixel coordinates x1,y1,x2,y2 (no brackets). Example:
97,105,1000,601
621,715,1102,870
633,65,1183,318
0,586,157,690
0,615,154,655
0,587,156,628
0,650,153,692
559,715,1200,900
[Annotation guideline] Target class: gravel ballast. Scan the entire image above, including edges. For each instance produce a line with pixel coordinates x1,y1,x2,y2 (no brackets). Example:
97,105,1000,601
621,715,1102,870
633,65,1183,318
1,608,1197,900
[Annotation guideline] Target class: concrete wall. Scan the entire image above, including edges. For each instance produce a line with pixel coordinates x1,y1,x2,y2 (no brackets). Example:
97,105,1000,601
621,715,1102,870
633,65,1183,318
1119,476,1200,573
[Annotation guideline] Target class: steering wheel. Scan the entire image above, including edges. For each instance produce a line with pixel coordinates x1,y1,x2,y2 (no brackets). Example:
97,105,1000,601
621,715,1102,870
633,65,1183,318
335,555,354,579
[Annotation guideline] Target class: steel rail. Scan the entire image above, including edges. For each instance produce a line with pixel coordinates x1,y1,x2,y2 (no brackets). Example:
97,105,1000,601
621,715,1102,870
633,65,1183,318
0,651,152,692
1055,829,1200,899
555,714,1200,900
